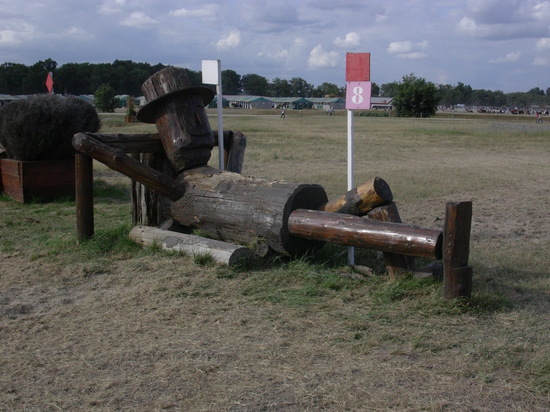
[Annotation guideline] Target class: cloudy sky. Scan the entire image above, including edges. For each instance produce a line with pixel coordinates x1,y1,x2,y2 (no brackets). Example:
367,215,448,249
1,0,549,93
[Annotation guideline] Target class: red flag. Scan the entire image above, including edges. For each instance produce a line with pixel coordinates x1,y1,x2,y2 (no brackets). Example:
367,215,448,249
45,72,54,94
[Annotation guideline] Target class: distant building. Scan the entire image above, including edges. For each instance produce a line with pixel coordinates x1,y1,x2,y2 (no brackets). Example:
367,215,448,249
307,97,345,110
371,97,394,110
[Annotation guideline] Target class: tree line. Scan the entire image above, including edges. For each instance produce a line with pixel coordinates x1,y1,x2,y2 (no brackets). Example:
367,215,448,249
1,59,549,110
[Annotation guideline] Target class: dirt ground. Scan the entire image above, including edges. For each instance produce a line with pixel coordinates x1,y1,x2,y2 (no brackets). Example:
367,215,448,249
1,118,549,411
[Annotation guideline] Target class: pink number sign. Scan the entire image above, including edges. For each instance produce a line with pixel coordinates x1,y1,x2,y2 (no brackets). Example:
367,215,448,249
345,53,371,110
346,81,371,110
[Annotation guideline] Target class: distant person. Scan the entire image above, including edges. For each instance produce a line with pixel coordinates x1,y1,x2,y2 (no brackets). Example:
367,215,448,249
280,107,285,119
536,111,543,124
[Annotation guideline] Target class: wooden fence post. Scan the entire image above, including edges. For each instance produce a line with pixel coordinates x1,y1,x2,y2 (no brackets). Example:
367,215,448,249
443,201,473,298
75,153,94,242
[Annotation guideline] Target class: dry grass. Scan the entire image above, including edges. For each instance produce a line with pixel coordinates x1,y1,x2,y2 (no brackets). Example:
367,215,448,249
1,110,549,411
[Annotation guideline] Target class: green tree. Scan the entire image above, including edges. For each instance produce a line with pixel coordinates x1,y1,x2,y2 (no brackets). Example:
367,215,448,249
380,81,399,97
94,83,116,112
313,82,340,97
0,63,28,94
241,73,269,95
527,87,545,96
371,82,380,97
393,74,439,117
290,77,314,97
269,78,292,97
221,70,241,95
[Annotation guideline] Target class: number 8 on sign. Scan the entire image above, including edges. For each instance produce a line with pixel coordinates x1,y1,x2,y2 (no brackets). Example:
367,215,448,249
352,86,364,104
346,81,371,110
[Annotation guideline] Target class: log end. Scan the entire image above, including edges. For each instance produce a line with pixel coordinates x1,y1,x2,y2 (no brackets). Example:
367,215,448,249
281,184,328,256
372,176,393,203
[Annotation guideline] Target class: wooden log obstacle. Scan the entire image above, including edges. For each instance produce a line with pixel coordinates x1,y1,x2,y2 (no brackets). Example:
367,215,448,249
73,67,473,298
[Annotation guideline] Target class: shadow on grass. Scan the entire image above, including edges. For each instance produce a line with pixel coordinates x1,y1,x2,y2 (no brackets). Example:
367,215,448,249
93,178,131,203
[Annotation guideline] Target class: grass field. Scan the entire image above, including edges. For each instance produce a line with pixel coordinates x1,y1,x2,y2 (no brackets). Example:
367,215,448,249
1,110,549,411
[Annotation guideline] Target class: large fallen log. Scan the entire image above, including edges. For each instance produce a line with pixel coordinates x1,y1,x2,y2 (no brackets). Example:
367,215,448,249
170,166,328,256
129,226,252,267
288,209,443,260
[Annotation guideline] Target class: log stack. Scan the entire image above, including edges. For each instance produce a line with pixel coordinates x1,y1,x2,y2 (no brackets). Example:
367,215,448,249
72,67,473,299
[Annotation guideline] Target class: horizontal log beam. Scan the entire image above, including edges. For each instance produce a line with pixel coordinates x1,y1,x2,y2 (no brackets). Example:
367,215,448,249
129,226,252,267
288,209,443,260
89,133,163,153
73,133,185,201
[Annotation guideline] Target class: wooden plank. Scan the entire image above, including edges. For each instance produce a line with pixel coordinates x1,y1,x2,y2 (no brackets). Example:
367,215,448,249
288,209,443,259
443,201,473,298
129,226,253,267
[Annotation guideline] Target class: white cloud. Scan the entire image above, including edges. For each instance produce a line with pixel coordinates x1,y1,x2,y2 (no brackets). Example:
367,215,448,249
120,12,158,28
171,4,220,19
61,27,94,41
308,45,339,68
489,51,521,63
0,30,22,46
387,41,429,59
532,56,549,65
387,41,413,54
536,38,550,50
456,16,478,36
334,32,361,48
457,1,550,39
0,23,36,46
216,30,241,50
98,0,127,15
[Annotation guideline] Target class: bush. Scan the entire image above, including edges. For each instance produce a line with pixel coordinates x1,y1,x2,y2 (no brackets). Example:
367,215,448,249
0,94,100,161
94,84,116,113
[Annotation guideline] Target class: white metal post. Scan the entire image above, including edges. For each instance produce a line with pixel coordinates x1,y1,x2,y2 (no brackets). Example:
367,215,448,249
347,109,355,265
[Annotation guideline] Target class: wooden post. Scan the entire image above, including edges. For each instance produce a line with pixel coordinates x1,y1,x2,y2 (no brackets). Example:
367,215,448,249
75,153,94,242
368,202,415,277
221,131,246,174
443,201,473,299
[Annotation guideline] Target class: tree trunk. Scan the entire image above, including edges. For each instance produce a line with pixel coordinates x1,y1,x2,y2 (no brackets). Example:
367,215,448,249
170,166,328,256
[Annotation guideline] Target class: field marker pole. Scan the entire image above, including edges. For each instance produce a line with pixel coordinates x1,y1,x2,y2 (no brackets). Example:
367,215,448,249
202,60,224,169
345,52,371,266
347,109,355,265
